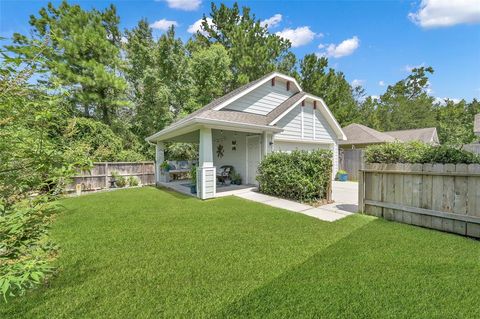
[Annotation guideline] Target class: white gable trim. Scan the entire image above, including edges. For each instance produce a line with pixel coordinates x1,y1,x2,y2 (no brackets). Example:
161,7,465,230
212,72,302,111
269,94,346,141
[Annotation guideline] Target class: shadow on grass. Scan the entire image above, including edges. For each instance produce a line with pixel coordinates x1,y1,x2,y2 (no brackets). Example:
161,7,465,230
216,219,480,318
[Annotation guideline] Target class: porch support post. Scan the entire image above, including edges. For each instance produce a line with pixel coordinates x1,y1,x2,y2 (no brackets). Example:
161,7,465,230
156,142,167,184
199,127,213,168
197,128,216,199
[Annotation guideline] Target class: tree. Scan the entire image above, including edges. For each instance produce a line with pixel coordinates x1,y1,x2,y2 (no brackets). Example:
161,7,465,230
9,1,127,124
193,2,291,88
0,46,91,300
436,99,480,145
373,67,436,131
299,54,359,126
189,43,232,107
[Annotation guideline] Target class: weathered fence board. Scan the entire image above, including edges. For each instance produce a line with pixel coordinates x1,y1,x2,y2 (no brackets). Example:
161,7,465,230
359,163,480,238
65,161,155,192
339,149,364,181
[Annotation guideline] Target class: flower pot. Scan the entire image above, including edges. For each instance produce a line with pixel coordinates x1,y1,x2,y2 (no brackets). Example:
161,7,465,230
225,179,231,186
190,184,197,194
338,173,348,182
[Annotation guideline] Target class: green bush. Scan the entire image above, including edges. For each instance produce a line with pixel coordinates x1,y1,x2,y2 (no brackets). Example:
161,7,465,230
0,199,57,301
365,141,480,164
116,176,127,188
127,176,139,187
256,150,332,202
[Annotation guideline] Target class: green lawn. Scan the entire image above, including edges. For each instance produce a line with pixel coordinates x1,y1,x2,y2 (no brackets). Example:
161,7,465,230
3,187,480,318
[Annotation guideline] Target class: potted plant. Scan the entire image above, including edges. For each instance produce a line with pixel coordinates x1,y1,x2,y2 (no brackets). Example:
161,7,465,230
160,161,170,173
190,165,197,194
336,169,349,181
232,172,242,185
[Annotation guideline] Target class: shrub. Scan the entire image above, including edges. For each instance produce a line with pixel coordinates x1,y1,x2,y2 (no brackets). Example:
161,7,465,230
364,141,480,164
0,198,57,301
127,176,139,187
256,150,332,202
116,176,127,188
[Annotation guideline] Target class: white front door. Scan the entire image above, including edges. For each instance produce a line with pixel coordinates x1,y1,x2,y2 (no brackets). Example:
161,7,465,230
246,135,261,185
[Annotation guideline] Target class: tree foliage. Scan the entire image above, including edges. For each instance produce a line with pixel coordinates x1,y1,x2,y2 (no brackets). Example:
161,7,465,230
9,1,127,124
193,2,291,88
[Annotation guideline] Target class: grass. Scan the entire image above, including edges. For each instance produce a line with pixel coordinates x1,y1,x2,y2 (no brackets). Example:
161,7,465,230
2,187,479,318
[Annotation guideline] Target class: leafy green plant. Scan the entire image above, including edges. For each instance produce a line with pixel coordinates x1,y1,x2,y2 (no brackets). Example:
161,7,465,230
364,141,480,164
257,150,332,202
127,176,139,187
116,176,127,188
190,166,197,186
160,161,170,172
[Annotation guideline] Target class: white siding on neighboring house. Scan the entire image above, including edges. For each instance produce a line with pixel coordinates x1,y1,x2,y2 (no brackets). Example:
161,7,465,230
225,79,293,115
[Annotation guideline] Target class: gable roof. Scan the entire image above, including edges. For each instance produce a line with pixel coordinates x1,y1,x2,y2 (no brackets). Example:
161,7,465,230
387,127,439,144
340,124,439,145
339,124,396,145
146,72,345,142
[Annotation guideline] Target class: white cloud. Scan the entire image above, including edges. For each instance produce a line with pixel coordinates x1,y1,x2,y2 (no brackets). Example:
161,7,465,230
150,19,178,31
276,26,316,47
159,0,201,11
409,0,480,28
351,79,365,88
261,14,282,28
187,17,213,34
404,63,425,72
435,97,461,105
324,36,360,58
378,80,385,86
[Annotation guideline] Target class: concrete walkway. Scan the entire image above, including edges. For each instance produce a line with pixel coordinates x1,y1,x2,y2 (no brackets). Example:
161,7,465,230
233,181,358,222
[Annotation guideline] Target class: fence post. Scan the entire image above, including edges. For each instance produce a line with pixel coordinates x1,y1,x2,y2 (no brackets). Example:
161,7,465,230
358,169,364,213
105,162,109,188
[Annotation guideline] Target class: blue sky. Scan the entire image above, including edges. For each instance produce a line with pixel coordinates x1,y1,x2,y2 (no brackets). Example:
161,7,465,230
1,0,479,101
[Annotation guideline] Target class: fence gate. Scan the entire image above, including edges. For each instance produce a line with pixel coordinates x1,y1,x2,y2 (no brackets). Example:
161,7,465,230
340,149,364,181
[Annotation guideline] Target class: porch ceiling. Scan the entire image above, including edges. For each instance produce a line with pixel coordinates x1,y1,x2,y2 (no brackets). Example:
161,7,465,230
146,118,282,143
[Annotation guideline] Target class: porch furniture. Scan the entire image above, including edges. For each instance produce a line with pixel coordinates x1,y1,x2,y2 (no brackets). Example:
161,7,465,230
217,165,234,184
167,163,191,182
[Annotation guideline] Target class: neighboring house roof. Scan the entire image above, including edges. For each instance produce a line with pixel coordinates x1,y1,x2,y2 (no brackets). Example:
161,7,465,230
146,72,346,142
339,124,396,145
340,124,439,145
475,114,480,135
387,127,439,144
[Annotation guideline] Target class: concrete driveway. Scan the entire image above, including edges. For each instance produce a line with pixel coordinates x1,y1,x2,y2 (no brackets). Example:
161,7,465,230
331,181,359,213
233,181,359,222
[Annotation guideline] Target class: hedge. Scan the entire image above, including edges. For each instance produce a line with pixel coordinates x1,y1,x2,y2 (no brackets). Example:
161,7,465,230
256,150,332,202
364,141,480,164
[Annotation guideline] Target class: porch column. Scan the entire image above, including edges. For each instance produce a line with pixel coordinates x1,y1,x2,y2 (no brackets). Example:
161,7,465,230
199,128,213,167
197,128,216,199
156,142,167,184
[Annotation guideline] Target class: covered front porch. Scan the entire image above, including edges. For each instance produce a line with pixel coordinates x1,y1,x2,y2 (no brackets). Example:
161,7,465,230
151,122,281,199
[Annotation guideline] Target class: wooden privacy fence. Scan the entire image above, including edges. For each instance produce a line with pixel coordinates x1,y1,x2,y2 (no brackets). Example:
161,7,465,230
339,149,364,181
65,162,155,193
359,163,480,238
